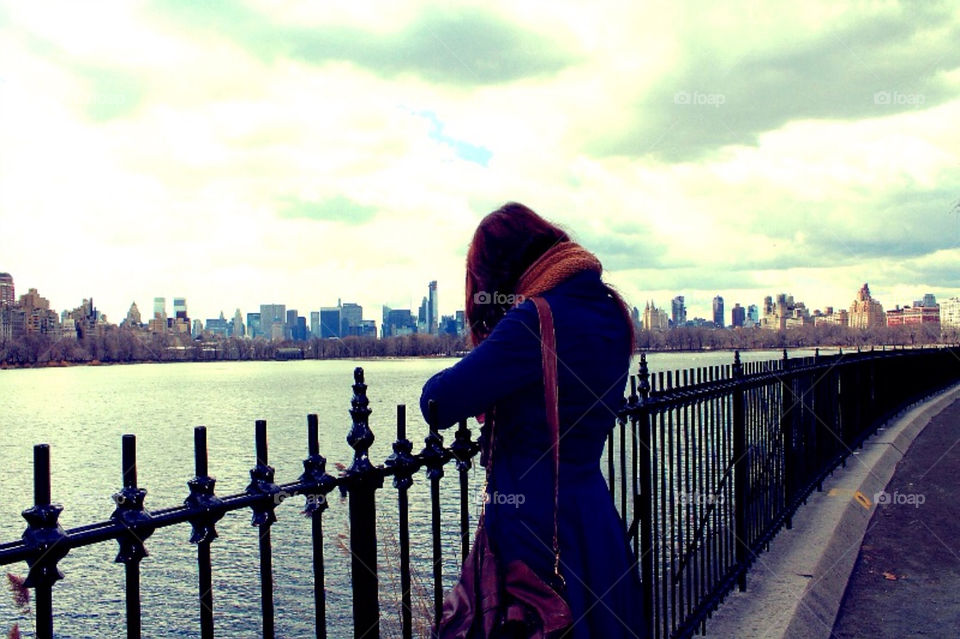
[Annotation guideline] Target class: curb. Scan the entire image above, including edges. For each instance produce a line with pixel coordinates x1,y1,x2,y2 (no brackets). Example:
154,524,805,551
705,382,960,639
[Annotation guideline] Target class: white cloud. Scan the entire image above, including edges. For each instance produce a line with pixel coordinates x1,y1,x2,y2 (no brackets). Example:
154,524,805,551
1,0,958,324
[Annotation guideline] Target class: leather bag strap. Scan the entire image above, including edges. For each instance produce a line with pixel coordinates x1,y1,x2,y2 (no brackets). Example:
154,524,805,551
482,297,564,586
531,296,563,587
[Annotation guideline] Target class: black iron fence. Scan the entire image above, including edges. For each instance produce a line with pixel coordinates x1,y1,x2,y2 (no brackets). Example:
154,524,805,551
1,347,958,638
610,345,960,639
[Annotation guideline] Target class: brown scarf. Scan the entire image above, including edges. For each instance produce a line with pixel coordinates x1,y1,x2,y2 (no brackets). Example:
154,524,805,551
515,241,602,299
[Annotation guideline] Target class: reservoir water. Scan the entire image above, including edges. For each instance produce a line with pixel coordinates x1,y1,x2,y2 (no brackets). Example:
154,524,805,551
0,350,819,637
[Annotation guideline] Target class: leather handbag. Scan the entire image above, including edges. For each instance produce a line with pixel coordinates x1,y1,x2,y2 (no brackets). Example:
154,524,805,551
436,296,573,638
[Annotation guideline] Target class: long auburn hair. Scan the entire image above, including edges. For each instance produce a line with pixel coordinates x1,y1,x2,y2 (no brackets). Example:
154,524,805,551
464,202,636,350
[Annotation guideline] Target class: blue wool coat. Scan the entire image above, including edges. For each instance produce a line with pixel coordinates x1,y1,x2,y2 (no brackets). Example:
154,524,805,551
421,271,647,638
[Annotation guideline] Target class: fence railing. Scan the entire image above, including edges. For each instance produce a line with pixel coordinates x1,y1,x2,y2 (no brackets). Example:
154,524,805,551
610,345,960,639
1,347,958,638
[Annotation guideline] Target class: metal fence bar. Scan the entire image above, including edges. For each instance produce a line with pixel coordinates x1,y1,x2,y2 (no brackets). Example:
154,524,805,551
303,413,331,639
186,425,219,639
250,419,277,639
344,368,381,639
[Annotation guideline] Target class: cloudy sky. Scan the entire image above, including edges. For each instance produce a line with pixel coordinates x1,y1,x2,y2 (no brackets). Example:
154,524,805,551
1,0,958,325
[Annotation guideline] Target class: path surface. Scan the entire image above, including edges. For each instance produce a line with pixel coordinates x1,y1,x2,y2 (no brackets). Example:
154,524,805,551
832,399,960,637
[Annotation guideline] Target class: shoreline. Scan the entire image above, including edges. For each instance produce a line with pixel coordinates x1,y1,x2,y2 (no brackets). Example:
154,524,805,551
0,343,948,371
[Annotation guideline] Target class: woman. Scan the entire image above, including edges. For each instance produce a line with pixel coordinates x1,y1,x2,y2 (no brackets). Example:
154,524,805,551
420,203,646,638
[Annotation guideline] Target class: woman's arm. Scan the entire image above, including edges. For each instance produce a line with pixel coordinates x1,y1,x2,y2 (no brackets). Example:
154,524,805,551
420,300,543,428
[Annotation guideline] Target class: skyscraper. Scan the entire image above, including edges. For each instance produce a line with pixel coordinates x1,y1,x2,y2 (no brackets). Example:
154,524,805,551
232,309,245,338
341,302,363,336
671,295,686,326
731,303,745,328
260,304,286,340
247,313,262,338
428,281,438,335
153,297,166,320
320,306,341,338
712,295,725,328
0,273,13,308
174,298,188,320
418,296,428,333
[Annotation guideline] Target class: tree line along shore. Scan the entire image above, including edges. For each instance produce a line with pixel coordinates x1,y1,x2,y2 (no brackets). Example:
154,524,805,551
1,322,955,368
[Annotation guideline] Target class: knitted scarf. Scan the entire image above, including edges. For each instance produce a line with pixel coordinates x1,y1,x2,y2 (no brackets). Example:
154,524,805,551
515,241,602,299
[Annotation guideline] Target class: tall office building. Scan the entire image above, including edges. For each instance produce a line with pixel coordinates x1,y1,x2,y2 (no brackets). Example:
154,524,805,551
246,313,261,338
260,304,286,340
940,297,960,328
173,298,188,320
671,296,687,327
285,309,298,340
382,306,416,337
747,304,759,325
320,306,341,338
0,273,13,340
310,311,320,337
712,295,725,328
149,297,168,332
0,272,13,308
231,309,245,338
418,296,428,333
428,281,438,335
341,302,363,336
731,303,745,327
123,302,142,327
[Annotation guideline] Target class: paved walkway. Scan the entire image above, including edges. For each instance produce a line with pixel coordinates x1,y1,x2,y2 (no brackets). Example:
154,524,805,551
832,398,960,637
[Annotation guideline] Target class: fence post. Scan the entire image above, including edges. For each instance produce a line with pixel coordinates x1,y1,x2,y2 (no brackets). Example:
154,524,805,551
385,405,417,639
185,426,224,639
780,350,794,530
111,434,155,639
635,354,656,639
732,352,748,592
247,420,280,639
301,414,339,639
344,367,382,639
423,400,448,635
21,444,69,639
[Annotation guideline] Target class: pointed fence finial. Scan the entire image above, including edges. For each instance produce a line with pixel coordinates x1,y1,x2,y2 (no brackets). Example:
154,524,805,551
347,367,375,475
637,352,651,399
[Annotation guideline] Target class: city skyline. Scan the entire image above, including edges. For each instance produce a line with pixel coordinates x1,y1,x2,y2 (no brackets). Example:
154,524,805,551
1,2,959,324
3,268,956,335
